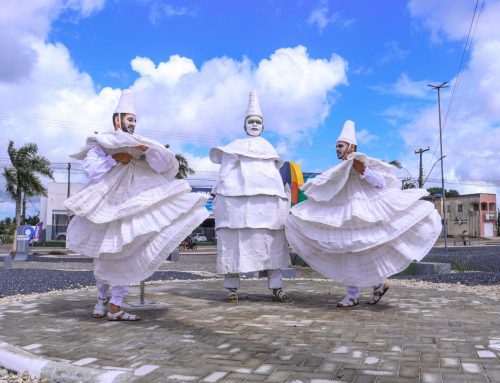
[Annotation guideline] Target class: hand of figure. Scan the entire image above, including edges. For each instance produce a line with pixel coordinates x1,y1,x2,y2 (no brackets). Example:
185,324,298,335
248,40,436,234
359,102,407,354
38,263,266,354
112,152,133,164
134,145,148,152
353,159,365,174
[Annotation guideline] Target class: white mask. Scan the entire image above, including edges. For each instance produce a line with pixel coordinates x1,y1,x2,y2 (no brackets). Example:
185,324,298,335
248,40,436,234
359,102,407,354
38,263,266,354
244,116,263,137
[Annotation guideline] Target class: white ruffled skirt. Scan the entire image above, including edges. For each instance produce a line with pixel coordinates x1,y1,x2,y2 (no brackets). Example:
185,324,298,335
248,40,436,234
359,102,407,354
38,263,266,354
216,228,290,274
286,176,442,287
65,160,209,285
214,195,290,274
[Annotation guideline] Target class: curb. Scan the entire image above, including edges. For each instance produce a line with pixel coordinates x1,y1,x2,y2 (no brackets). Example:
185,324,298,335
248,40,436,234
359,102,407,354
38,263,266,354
0,342,131,383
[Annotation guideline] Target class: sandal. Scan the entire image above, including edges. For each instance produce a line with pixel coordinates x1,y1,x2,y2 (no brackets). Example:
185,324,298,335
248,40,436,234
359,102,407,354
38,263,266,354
272,288,290,302
107,309,140,321
92,297,109,318
336,296,359,307
225,289,239,302
367,283,389,305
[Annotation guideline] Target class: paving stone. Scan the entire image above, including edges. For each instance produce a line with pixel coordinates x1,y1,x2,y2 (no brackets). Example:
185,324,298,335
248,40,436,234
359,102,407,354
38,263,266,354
1,253,500,382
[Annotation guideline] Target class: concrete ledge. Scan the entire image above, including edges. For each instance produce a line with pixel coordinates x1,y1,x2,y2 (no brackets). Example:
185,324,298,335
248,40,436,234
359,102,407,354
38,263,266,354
257,268,297,279
0,342,131,383
400,261,451,276
167,250,180,262
289,252,308,267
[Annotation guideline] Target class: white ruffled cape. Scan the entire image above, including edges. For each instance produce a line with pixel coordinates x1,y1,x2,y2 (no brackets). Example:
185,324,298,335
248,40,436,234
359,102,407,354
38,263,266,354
285,152,442,287
210,136,290,274
65,130,209,285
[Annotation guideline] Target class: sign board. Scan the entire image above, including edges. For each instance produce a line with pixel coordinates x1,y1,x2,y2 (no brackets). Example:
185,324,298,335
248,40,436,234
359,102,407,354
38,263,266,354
15,225,33,261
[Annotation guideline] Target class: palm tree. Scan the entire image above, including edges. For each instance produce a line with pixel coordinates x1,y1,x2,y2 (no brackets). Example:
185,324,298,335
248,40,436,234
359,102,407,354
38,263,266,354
164,144,195,179
3,140,54,253
388,160,416,189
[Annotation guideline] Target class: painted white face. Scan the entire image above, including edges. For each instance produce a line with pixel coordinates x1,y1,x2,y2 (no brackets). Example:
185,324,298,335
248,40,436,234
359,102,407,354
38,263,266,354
115,113,136,134
245,116,263,137
336,141,350,160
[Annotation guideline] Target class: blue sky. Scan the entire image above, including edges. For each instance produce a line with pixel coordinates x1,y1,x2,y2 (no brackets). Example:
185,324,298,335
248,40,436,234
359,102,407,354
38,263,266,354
1,0,499,219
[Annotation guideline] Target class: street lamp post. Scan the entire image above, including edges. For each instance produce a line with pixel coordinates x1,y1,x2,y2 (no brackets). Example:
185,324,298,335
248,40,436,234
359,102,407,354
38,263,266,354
428,82,449,250
423,156,446,186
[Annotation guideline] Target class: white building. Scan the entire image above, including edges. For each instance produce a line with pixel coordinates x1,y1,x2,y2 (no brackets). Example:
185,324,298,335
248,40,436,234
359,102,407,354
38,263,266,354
39,182,84,241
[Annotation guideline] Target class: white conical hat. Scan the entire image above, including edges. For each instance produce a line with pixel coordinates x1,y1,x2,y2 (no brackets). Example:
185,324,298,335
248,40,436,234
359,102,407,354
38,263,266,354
337,120,357,145
246,90,263,119
114,89,136,115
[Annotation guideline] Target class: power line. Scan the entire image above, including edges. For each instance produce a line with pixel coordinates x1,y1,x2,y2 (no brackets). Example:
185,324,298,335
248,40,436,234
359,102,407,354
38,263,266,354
425,0,484,172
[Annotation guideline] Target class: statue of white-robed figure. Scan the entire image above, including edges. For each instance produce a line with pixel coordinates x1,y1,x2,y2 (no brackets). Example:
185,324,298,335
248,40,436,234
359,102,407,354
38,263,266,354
65,90,209,320
286,120,442,307
210,91,291,302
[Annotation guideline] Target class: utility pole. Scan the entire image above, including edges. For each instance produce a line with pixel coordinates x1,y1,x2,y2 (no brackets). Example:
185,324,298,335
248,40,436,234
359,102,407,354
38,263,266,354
415,147,430,188
428,82,449,251
67,162,71,198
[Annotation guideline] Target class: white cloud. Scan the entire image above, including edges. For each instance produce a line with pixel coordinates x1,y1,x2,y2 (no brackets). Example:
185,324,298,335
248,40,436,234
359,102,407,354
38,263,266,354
379,41,410,65
0,0,106,81
356,129,379,145
120,46,348,148
148,2,194,24
0,17,347,184
307,2,353,32
0,1,349,215
372,73,431,99
399,0,500,194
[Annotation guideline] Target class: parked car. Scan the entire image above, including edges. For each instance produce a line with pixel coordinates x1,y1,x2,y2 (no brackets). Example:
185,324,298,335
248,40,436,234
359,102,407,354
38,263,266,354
190,233,207,242
56,232,67,240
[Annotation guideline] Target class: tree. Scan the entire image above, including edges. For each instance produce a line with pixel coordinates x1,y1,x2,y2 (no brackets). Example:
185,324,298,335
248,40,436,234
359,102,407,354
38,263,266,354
3,140,54,253
389,160,402,169
164,145,195,179
497,210,500,232
388,160,417,189
427,187,460,198
25,215,40,225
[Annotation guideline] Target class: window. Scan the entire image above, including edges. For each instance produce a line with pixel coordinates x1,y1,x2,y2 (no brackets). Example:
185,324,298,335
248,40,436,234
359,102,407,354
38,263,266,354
458,204,463,212
489,203,496,211
447,205,451,213
52,213,69,240
481,203,487,211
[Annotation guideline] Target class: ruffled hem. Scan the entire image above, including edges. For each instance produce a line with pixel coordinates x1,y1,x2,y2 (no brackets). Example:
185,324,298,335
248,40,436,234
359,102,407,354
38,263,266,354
285,210,442,287
216,228,290,274
65,163,191,223
291,186,429,227
92,208,210,285
302,153,401,202
287,200,436,253
67,192,208,255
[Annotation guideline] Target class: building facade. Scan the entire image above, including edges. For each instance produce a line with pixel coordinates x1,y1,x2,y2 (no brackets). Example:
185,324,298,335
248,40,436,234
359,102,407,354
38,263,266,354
39,182,85,241
436,193,497,238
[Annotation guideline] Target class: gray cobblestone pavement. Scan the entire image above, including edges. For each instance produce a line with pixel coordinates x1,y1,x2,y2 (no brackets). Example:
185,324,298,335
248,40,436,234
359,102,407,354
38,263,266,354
1,246,500,382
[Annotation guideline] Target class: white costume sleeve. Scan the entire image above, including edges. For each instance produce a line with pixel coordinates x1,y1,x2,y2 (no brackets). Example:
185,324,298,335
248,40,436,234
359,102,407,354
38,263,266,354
83,146,116,181
144,147,176,174
360,167,386,188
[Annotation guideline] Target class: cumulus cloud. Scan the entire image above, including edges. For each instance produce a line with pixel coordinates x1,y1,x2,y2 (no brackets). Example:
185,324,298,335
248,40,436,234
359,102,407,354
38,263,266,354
0,12,347,182
397,0,500,193
0,0,106,81
0,1,349,218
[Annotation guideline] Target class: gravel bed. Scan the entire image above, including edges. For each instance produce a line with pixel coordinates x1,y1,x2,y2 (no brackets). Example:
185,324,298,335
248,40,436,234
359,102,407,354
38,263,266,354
423,245,500,272
0,269,213,298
